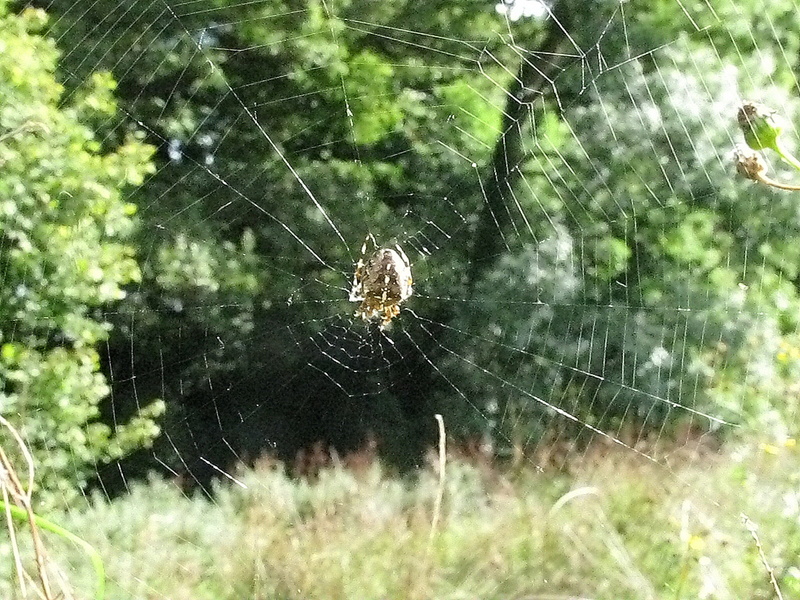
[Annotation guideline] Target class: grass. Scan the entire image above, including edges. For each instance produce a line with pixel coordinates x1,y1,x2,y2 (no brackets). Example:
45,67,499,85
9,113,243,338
2,431,798,600
1,414,104,600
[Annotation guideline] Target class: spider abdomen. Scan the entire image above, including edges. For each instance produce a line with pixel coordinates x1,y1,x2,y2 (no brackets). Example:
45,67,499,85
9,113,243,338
349,236,413,329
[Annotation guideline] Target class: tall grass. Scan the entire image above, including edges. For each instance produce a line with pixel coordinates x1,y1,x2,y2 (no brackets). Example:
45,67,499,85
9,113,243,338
3,433,797,600
1,415,105,600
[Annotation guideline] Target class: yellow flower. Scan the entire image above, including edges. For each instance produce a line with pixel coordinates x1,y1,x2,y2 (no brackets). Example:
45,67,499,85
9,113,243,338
688,534,706,553
759,443,780,455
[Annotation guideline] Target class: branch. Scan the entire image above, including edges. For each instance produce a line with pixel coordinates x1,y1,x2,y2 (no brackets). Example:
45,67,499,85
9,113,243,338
466,1,572,293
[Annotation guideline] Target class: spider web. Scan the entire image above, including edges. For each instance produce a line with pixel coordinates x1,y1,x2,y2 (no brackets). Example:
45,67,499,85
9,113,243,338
6,0,800,596
42,0,755,489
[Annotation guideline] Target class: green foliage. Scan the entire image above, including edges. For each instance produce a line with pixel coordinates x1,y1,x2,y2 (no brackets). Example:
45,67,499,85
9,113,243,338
37,0,524,468
33,0,800,465
441,28,800,445
0,3,162,506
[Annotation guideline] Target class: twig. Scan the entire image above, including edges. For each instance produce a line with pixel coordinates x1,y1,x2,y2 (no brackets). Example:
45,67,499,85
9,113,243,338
428,414,447,551
0,121,50,143
741,513,784,600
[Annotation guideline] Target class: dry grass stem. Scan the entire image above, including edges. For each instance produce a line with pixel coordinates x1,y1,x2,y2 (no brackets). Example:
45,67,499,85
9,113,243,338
741,513,784,600
0,415,56,599
428,413,447,552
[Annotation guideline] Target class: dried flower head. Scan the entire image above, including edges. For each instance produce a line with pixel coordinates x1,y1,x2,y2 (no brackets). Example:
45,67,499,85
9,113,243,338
733,144,768,181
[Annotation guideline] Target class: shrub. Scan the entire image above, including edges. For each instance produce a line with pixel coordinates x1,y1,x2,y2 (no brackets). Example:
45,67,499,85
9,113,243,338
0,2,163,508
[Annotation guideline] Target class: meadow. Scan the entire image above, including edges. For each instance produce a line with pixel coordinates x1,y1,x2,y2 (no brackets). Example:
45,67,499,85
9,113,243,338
4,430,798,600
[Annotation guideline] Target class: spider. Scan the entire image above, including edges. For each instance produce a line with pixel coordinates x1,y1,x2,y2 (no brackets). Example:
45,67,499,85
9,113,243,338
348,234,413,329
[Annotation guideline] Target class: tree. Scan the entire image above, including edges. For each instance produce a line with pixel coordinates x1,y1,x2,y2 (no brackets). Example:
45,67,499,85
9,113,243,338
0,2,162,507
35,0,524,479
32,0,800,477
448,1,800,445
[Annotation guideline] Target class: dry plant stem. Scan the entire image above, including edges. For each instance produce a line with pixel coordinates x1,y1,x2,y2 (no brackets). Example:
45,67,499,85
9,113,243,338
549,486,599,515
0,498,106,600
428,414,447,551
0,416,54,599
0,415,30,597
2,483,27,598
549,487,654,599
755,172,800,191
741,513,784,600
0,415,34,499
0,121,50,143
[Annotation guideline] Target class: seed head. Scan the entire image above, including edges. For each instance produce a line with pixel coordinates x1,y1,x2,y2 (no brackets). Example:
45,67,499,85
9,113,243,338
733,144,767,181
737,102,785,151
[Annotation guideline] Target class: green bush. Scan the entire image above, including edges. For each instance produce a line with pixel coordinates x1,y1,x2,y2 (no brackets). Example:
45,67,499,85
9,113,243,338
0,2,163,507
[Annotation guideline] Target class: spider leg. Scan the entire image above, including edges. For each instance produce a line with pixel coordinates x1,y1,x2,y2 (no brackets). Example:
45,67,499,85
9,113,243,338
348,260,365,302
362,233,378,257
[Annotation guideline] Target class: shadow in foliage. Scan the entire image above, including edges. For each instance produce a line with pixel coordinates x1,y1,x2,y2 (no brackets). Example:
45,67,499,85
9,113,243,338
94,306,449,497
